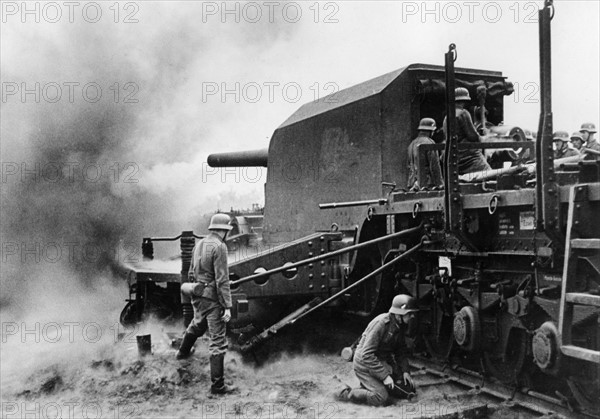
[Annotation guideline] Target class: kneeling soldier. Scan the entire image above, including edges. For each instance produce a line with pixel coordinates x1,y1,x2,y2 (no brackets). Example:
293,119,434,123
336,295,418,406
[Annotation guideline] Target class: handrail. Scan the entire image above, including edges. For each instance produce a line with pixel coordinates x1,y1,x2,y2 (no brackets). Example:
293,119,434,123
290,238,431,325
230,223,424,287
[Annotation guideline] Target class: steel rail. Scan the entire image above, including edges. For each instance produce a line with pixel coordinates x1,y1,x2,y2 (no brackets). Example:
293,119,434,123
409,357,593,418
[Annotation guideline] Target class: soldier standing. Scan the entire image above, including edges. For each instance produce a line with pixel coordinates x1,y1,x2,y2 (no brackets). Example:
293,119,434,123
336,295,418,406
176,213,235,395
552,131,578,159
407,118,443,190
442,87,492,174
580,122,600,160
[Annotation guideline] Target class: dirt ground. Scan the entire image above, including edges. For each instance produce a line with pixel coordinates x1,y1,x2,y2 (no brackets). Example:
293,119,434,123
1,315,525,419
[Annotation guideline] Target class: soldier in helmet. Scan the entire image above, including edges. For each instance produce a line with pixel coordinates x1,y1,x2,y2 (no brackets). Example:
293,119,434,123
552,131,578,159
580,122,600,160
442,87,492,174
176,213,235,394
570,132,585,152
407,118,443,190
336,294,418,406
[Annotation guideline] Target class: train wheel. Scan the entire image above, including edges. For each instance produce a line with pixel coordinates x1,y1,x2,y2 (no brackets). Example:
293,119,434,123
453,306,481,352
483,326,528,385
531,321,561,375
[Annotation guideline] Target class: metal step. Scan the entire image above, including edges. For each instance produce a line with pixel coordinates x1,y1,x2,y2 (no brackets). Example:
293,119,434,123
566,292,600,307
570,238,600,250
561,345,600,363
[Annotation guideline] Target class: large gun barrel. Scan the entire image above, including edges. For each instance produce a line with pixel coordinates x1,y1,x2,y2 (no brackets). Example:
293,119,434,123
458,154,583,183
207,148,268,167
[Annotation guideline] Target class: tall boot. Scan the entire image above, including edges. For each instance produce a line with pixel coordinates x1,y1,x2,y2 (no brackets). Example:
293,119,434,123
346,388,378,405
176,333,198,360
210,354,236,394
182,303,194,329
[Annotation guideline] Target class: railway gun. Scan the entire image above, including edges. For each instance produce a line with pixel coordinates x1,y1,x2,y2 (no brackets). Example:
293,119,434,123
120,1,599,414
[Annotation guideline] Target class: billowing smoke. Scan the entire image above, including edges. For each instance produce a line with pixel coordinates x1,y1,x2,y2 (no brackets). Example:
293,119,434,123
0,3,305,399
1,3,302,308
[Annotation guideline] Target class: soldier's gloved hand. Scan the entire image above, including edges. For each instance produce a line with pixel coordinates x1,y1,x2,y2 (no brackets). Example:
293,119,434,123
383,375,394,390
222,309,231,323
403,372,415,388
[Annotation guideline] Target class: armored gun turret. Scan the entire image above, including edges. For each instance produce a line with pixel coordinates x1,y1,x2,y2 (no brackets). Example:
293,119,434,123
210,65,514,245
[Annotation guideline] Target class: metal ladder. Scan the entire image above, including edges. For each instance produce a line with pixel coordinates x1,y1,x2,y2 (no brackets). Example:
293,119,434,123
558,184,600,364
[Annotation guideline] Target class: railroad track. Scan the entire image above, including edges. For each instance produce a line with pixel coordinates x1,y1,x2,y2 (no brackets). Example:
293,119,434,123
407,357,596,419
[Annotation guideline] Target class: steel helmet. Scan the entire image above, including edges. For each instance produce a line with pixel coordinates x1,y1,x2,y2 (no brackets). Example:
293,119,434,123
208,213,233,231
580,122,597,134
455,87,471,102
418,118,436,131
570,132,584,142
389,294,419,315
552,131,569,142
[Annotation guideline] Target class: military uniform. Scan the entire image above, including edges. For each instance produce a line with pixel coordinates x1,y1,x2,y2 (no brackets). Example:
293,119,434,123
177,221,234,394
187,232,232,356
579,123,599,161
176,214,235,394
407,135,443,189
443,108,491,174
347,313,411,406
554,147,579,160
583,139,600,161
